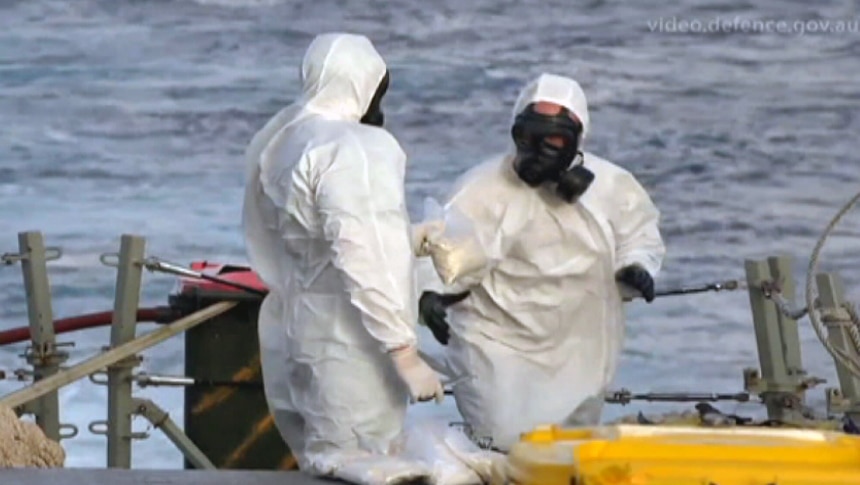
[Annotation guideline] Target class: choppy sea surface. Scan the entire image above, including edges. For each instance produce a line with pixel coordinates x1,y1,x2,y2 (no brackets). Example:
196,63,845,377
1,0,859,468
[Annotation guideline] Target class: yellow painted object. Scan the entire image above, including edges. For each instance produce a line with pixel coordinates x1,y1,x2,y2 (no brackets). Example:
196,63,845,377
493,424,860,485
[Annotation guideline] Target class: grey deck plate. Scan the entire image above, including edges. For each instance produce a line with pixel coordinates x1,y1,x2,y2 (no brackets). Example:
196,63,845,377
0,468,342,485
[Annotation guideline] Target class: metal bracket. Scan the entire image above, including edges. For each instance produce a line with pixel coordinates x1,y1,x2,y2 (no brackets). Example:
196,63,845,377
1,368,35,382
89,370,109,386
99,252,120,268
13,400,79,441
742,368,825,395
88,419,149,440
88,420,107,435
742,368,822,419
59,424,79,440
1,247,62,265
20,341,74,369
88,356,144,386
99,252,150,269
825,387,860,417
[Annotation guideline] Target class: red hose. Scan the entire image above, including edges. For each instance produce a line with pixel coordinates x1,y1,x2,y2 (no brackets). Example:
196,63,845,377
0,306,175,346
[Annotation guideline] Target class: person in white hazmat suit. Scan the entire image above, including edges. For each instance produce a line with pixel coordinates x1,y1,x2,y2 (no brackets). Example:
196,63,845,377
242,32,445,479
413,73,666,451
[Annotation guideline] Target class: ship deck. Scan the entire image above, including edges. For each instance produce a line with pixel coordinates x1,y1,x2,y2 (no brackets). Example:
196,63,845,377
1,468,342,485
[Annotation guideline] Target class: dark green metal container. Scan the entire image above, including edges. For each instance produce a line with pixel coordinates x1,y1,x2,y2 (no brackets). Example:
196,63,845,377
167,263,293,470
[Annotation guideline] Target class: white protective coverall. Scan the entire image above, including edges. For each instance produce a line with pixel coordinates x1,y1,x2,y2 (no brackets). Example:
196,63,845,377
416,73,666,451
242,33,450,483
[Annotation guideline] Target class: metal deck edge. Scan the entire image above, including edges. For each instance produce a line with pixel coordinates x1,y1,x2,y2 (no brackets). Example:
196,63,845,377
0,468,339,485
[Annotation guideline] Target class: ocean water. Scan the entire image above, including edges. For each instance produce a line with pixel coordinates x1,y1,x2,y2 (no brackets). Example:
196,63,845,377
1,0,859,469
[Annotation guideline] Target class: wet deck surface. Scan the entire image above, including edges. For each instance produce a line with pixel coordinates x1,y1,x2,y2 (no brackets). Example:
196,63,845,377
0,468,338,485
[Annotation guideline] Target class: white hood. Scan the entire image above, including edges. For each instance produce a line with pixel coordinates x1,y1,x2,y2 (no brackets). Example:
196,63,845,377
511,73,590,146
243,33,387,183
299,32,388,121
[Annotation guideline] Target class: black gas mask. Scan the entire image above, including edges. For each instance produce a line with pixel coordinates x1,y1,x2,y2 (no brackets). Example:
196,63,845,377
360,70,389,127
511,103,594,203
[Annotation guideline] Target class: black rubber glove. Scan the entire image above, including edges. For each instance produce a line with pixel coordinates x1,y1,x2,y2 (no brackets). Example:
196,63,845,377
615,264,655,303
418,290,470,345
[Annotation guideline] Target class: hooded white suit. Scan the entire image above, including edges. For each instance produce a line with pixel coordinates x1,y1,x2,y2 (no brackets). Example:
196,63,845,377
242,33,432,480
417,73,666,451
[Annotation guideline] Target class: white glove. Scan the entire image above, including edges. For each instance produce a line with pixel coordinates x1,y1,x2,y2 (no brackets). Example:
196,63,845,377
389,345,445,404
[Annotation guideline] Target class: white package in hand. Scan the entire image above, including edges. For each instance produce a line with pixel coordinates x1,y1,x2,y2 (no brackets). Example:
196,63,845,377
421,198,490,286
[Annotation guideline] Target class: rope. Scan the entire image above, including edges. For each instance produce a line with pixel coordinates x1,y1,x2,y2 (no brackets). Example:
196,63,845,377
769,291,810,320
805,190,860,378
846,301,860,329
842,302,860,352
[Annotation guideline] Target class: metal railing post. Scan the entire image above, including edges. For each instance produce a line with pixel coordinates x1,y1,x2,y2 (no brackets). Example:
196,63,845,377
16,231,69,441
816,272,860,421
767,256,805,383
106,235,146,468
742,256,807,423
